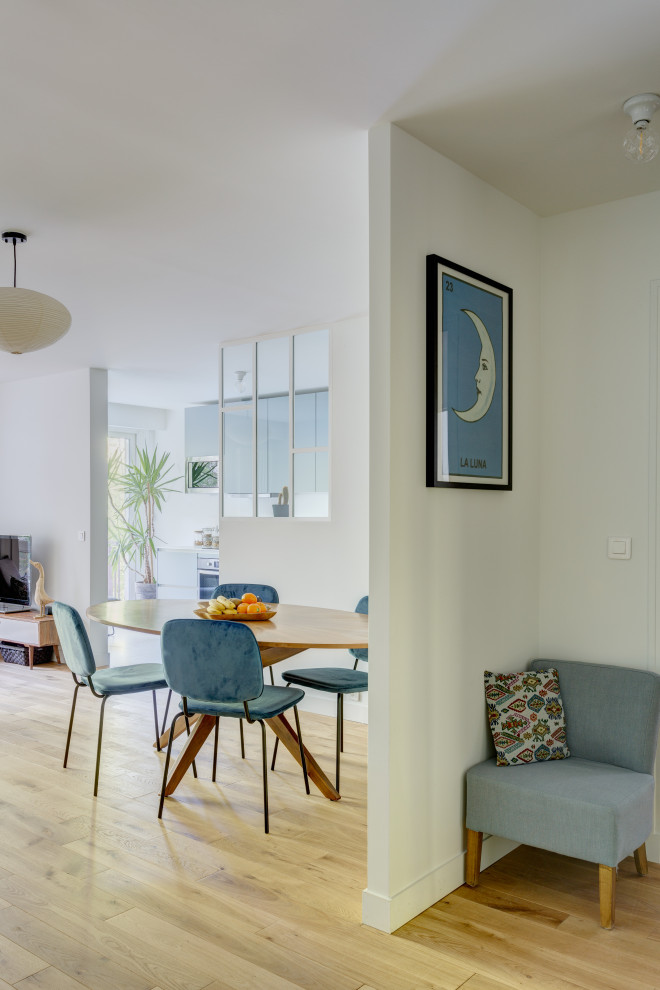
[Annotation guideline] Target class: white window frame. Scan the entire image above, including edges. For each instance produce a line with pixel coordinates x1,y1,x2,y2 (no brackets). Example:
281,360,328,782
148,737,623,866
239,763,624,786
219,326,331,520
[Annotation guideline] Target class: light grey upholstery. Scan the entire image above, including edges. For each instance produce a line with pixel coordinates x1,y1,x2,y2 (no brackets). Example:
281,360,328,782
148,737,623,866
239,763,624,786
466,658,660,926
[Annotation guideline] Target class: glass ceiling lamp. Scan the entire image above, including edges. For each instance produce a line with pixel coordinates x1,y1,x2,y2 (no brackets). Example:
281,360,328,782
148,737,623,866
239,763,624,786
622,93,660,163
0,232,71,354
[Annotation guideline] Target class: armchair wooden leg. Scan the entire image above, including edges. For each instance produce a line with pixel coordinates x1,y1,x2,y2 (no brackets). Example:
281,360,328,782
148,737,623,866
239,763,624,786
634,843,649,876
465,829,483,887
599,864,616,929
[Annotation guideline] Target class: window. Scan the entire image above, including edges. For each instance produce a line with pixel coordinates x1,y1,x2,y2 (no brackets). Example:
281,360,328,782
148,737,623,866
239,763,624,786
221,328,329,518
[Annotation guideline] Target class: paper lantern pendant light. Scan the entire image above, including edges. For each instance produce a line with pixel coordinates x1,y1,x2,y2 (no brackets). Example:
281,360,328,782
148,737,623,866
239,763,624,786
0,232,71,354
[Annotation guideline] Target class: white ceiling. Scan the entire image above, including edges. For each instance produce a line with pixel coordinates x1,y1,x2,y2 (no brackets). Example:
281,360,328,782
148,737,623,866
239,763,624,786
1,0,659,408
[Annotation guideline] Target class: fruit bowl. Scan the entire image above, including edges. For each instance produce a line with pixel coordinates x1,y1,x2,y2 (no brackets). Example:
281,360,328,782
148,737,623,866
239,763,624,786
194,606,277,622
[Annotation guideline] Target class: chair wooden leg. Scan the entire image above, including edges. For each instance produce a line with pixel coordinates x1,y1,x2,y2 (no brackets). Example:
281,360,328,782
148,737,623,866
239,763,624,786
634,843,649,876
465,829,483,887
599,864,616,929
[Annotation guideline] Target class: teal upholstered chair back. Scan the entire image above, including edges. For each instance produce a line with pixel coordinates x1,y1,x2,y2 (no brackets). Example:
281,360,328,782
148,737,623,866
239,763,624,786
530,658,660,775
349,595,368,663
161,618,264,703
212,583,279,604
52,602,96,678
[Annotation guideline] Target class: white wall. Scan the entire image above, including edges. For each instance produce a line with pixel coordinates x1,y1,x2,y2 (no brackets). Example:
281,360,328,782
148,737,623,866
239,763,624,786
0,368,108,661
538,191,660,860
218,314,369,721
365,124,541,931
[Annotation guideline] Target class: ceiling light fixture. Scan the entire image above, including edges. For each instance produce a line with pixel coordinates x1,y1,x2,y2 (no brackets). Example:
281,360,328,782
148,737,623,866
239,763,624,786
0,232,71,354
622,93,660,163
234,369,248,393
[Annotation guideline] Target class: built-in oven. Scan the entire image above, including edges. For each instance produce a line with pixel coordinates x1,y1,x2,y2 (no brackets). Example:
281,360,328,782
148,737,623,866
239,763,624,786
197,555,220,599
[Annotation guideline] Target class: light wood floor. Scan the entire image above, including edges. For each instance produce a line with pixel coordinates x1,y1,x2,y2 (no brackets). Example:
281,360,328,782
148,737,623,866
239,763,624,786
0,652,658,990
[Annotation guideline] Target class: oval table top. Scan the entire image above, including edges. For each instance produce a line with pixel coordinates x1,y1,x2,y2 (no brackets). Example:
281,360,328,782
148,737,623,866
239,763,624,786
87,599,368,651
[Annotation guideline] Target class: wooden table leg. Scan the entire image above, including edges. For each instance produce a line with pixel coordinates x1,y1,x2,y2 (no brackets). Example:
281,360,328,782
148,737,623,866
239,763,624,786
28,646,34,669
163,714,217,795
266,712,340,801
53,645,62,664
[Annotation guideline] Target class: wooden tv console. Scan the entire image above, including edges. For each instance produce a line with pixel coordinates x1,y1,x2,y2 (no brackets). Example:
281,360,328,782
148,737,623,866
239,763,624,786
0,611,61,669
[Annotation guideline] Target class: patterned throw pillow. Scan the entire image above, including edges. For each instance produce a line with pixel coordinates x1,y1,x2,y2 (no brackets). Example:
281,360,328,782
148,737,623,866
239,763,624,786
484,668,570,766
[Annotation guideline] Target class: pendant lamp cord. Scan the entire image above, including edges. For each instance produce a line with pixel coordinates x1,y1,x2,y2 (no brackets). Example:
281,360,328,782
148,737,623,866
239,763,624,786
12,237,17,288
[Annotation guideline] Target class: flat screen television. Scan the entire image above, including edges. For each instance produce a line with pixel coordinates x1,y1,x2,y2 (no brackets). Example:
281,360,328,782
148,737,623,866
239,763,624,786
0,535,32,611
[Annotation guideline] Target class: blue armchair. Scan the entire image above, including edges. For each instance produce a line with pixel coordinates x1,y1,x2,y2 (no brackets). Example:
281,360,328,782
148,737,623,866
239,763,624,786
465,658,660,928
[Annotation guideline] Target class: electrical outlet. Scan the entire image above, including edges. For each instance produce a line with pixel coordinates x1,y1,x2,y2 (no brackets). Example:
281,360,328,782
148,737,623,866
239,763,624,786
78,530,86,542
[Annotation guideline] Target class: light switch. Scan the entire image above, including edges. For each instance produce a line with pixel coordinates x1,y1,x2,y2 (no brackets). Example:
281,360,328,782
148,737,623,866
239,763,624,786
607,537,631,559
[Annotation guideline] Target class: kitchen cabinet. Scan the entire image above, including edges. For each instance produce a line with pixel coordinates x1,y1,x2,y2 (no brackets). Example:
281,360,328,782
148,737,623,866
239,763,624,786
185,404,219,458
156,548,219,599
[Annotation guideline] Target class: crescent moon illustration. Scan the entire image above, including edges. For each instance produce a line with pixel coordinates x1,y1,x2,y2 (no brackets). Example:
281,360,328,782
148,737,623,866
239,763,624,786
453,309,496,423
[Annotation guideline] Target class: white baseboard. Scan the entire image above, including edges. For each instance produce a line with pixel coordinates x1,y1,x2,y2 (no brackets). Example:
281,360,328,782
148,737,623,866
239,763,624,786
362,834,519,933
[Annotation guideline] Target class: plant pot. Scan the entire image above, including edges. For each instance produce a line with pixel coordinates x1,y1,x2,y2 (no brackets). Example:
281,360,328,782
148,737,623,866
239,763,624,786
272,504,290,517
135,582,158,600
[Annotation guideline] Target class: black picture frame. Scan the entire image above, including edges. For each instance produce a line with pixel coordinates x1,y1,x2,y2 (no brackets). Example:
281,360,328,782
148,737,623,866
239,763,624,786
426,255,512,490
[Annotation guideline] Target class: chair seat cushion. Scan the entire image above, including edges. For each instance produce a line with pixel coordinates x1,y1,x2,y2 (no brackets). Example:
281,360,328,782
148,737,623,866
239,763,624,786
466,756,655,867
181,685,305,720
88,663,168,695
282,667,368,694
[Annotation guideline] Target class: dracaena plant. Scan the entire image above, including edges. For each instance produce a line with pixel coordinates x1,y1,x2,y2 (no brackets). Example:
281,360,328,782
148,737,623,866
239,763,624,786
108,445,181,584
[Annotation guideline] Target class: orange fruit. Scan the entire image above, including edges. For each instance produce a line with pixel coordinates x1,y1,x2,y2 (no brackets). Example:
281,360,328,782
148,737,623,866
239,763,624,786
246,603,261,614
237,602,249,613
242,592,258,604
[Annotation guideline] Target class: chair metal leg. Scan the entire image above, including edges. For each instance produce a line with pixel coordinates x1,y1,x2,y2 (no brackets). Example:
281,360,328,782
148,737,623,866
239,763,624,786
465,829,483,887
93,695,109,797
599,864,616,929
293,706,309,794
259,721,269,833
268,666,274,685
212,718,219,782
158,711,184,819
335,693,343,793
152,691,161,751
271,736,279,771
182,699,198,778
340,692,344,752
63,683,80,768
239,718,245,759
160,689,172,735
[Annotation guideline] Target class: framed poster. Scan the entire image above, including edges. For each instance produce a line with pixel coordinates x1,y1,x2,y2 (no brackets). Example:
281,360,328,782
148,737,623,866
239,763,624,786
426,254,512,490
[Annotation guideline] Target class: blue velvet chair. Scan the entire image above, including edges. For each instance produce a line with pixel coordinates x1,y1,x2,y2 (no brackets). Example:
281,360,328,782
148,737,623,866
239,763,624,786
211,583,279,605
466,658,660,928
160,583,281,750
272,595,368,793
158,618,309,832
52,602,168,796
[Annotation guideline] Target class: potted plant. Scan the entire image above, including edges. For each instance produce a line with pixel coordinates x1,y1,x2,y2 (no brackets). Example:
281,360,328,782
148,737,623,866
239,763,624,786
272,485,290,517
108,445,181,599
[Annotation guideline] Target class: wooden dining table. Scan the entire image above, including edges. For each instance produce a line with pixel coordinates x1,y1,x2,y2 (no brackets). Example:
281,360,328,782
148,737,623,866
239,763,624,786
87,599,368,801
